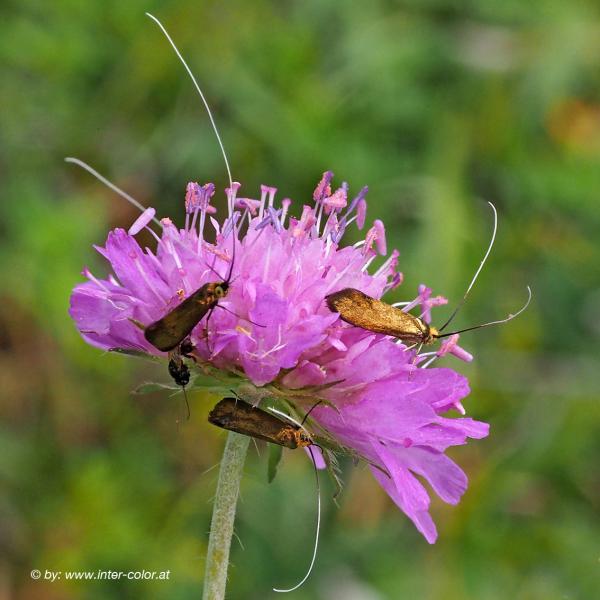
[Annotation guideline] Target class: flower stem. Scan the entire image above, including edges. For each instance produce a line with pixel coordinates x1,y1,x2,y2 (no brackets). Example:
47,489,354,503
203,431,250,600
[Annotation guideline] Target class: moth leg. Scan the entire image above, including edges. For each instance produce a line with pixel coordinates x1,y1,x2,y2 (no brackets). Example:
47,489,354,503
203,307,216,356
408,341,424,380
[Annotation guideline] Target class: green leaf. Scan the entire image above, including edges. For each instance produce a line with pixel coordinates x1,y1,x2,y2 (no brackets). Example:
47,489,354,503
188,370,242,393
267,443,283,483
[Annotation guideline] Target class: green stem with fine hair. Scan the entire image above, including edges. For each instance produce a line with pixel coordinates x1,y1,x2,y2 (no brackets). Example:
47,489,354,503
203,431,250,600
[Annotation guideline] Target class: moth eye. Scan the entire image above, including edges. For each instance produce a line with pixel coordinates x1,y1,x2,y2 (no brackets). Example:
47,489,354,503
215,286,224,298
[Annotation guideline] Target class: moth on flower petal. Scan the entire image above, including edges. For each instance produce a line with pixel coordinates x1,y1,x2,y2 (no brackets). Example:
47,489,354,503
144,281,230,352
326,288,438,345
326,204,530,350
208,397,312,449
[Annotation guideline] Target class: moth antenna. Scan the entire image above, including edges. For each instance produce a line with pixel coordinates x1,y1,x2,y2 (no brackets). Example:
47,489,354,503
267,407,306,433
222,208,238,297
203,307,216,355
436,285,532,339
145,13,234,194
273,446,321,593
214,304,266,328
65,157,162,226
438,201,498,333
301,400,324,427
203,260,226,281
145,13,240,293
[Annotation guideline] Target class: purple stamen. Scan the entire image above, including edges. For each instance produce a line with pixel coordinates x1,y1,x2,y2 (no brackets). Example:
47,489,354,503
375,249,399,276
323,186,348,214
363,225,377,255
264,186,277,209
326,210,348,245
267,207,282,233
373,220,387,256
417,284,448,323
256,213,274,231
313,170,334,203
356,198,367,230
323,212,338,238
332,229,345,245
385,271,404,291
128,208,156,236
280,198,291,225
186,182,216,215
258,185,270,220
345,185,368,217
235,198,261,216
185,182,202,213
437,334,473,363
292,205,316,238
225,182,241,216
202,182,216,207
402,285,447,320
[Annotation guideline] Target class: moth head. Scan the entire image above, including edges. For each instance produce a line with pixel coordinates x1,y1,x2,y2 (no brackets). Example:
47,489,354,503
214,282,229,298
296,430,313,447
427,325,440,344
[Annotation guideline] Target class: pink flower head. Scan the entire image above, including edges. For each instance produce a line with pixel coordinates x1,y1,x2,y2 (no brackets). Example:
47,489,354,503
69,172,488,543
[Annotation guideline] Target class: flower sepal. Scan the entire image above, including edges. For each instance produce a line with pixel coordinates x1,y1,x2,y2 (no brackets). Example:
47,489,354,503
108,347,161,362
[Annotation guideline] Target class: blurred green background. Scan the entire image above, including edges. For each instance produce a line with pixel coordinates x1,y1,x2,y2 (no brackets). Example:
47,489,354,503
2,1,599,598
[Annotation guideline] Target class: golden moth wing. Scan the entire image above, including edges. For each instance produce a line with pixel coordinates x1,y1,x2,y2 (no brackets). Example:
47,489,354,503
326,287,428,341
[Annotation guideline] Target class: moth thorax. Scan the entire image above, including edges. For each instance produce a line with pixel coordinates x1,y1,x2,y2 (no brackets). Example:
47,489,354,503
276,428,297,447
426,325,439,344
295,430,312,448
180,338,194,355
